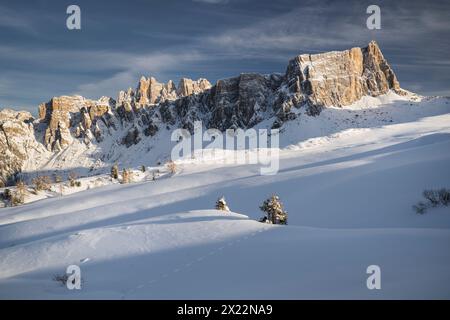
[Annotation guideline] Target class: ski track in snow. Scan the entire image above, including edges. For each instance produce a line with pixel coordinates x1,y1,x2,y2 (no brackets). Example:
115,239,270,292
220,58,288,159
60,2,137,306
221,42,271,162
122,226,270,299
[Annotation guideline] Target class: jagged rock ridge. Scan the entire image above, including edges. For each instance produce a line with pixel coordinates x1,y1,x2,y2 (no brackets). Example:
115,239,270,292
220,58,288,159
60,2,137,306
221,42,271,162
0,41,405,186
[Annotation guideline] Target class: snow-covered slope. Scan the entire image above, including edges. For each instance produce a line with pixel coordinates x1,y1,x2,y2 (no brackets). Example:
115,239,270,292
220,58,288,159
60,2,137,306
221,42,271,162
1,96,450,299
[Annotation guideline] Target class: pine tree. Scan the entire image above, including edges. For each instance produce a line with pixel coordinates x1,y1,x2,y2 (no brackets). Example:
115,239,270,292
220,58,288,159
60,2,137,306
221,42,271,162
259,195,288,225
111,164,119,179
215,196,230,212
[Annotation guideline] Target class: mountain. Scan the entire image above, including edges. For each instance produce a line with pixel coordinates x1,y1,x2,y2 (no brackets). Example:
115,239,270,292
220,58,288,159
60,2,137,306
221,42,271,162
0,41,406,186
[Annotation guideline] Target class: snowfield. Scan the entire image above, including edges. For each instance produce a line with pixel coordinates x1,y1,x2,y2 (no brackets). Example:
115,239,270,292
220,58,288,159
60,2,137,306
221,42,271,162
1,93,450,299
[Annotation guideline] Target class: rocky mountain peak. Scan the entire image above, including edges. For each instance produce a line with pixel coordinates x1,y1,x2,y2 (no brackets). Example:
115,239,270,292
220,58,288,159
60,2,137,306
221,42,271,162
177,78,212,97
284,40,404,108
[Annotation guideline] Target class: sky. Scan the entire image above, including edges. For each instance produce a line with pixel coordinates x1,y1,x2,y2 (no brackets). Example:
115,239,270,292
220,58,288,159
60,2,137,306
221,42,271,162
0,0,449,114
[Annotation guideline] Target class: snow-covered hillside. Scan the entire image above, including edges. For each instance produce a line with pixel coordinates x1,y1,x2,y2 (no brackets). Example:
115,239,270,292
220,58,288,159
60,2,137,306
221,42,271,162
1,94,450,299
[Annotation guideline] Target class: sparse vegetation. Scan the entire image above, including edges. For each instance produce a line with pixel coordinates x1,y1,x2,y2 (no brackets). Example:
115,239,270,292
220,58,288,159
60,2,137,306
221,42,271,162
259,195,288,225
121,169,132,184
215,196,230,212
52,271,84,287
0,182,26,206
414,188,450,214
141,165,146,172
166,160,177,174
53,174,62,183
413,202,427,215
2,188,12,201
69,172,76,185
52,273,70,286
12,181,27,206
438,188,450,206
32,175,52,192
111,164,119,179
69,172,81,187
423,190,440,207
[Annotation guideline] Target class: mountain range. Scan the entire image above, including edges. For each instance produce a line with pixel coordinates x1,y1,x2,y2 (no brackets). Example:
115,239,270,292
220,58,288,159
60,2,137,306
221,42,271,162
0,41,406,186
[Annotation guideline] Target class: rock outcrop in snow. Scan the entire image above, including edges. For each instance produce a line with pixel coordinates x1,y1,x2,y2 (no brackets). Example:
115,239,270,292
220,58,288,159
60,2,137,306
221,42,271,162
39,95,115,151
0,41,407,185
0,110,47,186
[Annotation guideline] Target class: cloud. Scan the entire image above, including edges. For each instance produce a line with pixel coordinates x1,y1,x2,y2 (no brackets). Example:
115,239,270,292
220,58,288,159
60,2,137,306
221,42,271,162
0,43,207,90
0,5,37,34
74,51,207,99
0,45,208,111
202,1,450,70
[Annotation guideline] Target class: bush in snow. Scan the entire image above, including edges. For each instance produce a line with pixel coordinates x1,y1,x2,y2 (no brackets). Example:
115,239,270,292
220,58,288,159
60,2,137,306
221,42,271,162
69,172,81,187
0,182,26,206
2,188,12,201
413,188,450,214
151,169,160,181
166,160,177,174
52,273,69,286
53,174,62,183
32,175,52,192
438,188,450,206
10,191,24,206
52,273,84,287
121,169,132,184
111,164,119,179
259,195,288,225
11,181,27,206
141,165,146,173
423,190,440,207
413,201,427,215
1,188,12,206
215,196,230,212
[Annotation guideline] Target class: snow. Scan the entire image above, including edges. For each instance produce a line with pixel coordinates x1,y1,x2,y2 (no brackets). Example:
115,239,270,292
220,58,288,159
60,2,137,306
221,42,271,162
0,93,450,299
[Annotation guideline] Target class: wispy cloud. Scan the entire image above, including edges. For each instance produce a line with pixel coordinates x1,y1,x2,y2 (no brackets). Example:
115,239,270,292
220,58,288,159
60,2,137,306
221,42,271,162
0,46,208,108
74,51,207,98
0,5,37,34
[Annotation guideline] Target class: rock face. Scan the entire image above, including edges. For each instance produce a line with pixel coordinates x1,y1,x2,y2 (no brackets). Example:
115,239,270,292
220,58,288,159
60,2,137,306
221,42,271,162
177,78,212,97
0,41,405,185
208,73,283,130
38,95,116,151
0,110,44,186
284,40,403,109
135,77,177,106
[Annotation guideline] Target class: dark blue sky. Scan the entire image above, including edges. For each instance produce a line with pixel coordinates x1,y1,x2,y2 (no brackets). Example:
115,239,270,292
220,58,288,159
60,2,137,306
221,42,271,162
1,0,449,114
